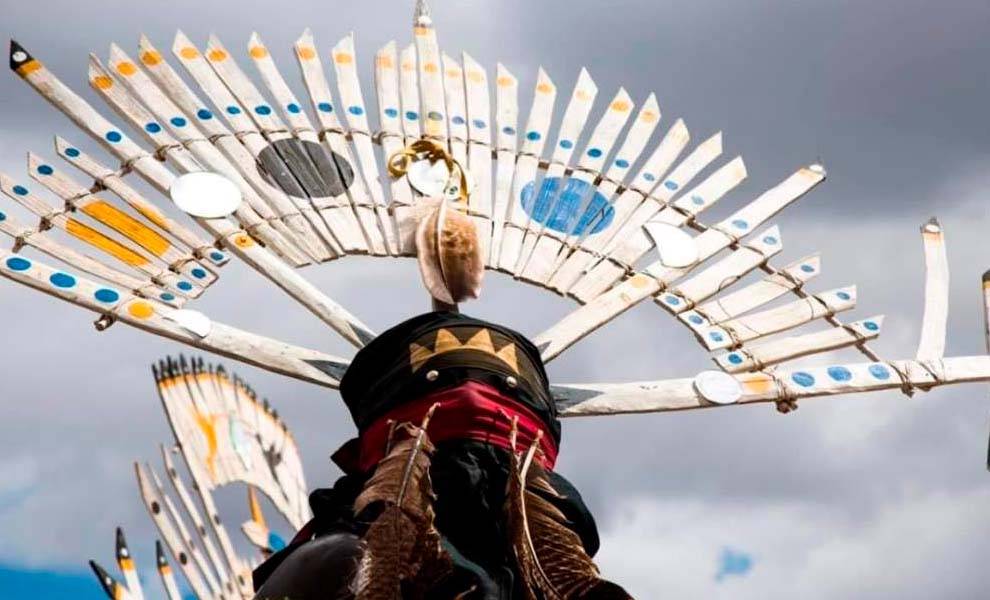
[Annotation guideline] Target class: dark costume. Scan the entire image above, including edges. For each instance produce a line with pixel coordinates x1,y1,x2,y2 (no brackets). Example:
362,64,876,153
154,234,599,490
253,312,627,599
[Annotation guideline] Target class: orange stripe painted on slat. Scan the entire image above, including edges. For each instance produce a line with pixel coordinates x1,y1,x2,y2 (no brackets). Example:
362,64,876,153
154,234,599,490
16,60,42,76
65,219,149,267
80,200,171,257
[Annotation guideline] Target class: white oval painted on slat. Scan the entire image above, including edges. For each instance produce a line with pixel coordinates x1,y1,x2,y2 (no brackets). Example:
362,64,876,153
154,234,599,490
694,370,742,405
167,309,212,338
169,172,242,219
407,159,451,197
643,222,699,268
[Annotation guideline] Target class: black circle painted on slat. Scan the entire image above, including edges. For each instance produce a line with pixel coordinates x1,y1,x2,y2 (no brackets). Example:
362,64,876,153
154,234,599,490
256,138,354,198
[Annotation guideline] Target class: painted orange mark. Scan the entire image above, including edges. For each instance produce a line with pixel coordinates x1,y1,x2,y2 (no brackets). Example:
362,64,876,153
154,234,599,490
116,61,137,76
334,52,353,65
641,110,659,122
401,62,415,72
446,68,461,79
179,47,199,60
65,219,149,267
194,409,219,479
249,46,268,59
496,75,513,88
296,46,316,60
376,55,394,69
207,48,228,62
234,233,255,248
15,60,42,76
537,82,554,94
576,89,592,101
136,206,170,231
92,75,114,90
922,231,943,241
628,274,651,289
128,301,155,319
611,100,631,112
423,62,439,74
159,565,172,576
81,201,171,257
118,558,135,571
467,71,484,83
140,50,162,66
739,373,774,395
414,26,431,36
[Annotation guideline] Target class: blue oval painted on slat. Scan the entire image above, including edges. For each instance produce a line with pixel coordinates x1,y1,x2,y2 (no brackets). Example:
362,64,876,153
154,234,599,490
519,177,614,235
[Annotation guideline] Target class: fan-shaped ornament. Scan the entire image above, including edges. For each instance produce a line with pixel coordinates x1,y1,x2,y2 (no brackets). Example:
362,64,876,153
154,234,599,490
4,0,990,597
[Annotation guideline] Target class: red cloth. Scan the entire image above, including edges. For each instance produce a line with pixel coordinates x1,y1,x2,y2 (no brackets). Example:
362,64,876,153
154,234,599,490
355,381,558,472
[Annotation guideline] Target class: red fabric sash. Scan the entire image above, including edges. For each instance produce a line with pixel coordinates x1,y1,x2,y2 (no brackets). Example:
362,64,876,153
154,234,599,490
356,381,558,472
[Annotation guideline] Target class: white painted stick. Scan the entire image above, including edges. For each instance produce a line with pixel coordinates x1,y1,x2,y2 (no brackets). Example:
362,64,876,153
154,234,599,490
679,253,821,330
715,316,883,373
917,218,949,361
555,354,985,417
488,63,519,266
155,540,184,600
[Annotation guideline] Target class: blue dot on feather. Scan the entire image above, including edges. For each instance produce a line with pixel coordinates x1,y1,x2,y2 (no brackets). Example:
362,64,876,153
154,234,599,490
145,122,162,134
170,117,187,127
106,131,123,143
727,353,743,365
177,281,193,291
12,185,28,196
191,268,207,279
287,103,301,114
869,364,890,380
451,115,465,125
318,102,334,113
526,131,541,142
472,119,486,129
827,366,852,382
36,164,53,176
587,148,603,158
65,147,80,158
226,105,242,115
197,108,213,120
615,159,630,168
348,106,364,116
405,111,419,121
160,292,176,302
384,108,399,118
792,372,815,387
255,105,272,116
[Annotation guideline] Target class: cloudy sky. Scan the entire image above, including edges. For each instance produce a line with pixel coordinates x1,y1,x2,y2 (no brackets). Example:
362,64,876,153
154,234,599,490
2,0,990,597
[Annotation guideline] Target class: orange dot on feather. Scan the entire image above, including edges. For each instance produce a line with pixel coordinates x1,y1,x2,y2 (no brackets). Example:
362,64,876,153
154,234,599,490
249,46,268,59
296,46,316,60
208,49,228,62
179,47,199,59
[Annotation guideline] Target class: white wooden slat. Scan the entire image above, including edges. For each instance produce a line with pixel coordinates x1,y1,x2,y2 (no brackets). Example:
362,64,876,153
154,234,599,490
241,34,352,256
134,464,215,600
546,117,688,292
440,54,469,166
14,42,374,343
703,284,857,351
536,166,822,362
528,94,662,285
525,87,635,266
291,30,383,255
329,33,400,255
2,169,198,299
414,18,449,144
462,51,494,261
511,69,598,277
496,68,556,271
679,253,821,332
488,63,519,266
0,197,180,306
117,40,334,265
916,218,948,361
554,354,988,417
24,154,212,292
399,44,423,142
568,154,746,302
375,41,418,256
657,225,784,314
203,34,375,258
715,316,883,373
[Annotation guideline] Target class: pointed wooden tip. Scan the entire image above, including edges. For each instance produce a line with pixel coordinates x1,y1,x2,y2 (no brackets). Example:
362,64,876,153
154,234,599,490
88,560,116,598
614,86,632,102
172,29,193,50
155,540,168,567
249,31,263,45
298,27,314,42
114,527,128,558
382,39,397,53
809,162,827,177
922,217,942,234
9,39,33,71
707,131,724,148
108,42,127,59
138,33,152,48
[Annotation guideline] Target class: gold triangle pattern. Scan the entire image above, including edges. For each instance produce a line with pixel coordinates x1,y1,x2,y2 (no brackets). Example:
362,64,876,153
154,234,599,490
409,327,520,374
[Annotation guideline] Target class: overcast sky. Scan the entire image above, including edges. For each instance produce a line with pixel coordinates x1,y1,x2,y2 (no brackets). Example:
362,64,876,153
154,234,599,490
2,0,990,598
